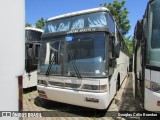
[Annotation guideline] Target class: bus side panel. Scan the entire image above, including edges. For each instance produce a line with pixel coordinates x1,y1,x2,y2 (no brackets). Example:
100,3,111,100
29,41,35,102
145,88,160,113
0,0,25,114
117,51,129,85
109,68,118,100
145,69,160,112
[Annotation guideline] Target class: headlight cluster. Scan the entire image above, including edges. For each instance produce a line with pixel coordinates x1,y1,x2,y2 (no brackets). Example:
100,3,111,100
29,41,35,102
145,79,160,93
38,80,47,86
81,84,107,92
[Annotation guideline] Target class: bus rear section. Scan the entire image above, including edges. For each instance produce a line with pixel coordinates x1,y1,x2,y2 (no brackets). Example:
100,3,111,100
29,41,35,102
133,0,160,113
37,7,129,109
23,27,43,88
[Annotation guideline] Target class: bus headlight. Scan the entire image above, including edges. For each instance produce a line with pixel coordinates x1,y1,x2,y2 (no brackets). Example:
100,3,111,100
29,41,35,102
151,82,160,92
38,80,47,86
81,84,107,92
145,80,160,93
99,85,107,92
82,84,98,90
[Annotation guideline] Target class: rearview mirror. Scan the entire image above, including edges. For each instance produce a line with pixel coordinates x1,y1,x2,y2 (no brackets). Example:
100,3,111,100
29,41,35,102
114,41,120,58
109,35,120,59
134,20,143,40
142,18,147,39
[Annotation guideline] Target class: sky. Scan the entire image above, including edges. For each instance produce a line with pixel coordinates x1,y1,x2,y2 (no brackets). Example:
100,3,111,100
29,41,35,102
25,0,149,37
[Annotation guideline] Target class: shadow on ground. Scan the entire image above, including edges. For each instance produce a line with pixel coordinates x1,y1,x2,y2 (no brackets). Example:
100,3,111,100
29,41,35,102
23,86,37,94
34,96,109,117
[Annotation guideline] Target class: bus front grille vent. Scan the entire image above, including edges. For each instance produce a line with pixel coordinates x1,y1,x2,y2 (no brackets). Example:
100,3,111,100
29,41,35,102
48,81,81,89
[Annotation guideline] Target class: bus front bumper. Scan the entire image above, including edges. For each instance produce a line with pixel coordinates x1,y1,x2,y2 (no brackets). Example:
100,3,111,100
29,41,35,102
37,85,110,109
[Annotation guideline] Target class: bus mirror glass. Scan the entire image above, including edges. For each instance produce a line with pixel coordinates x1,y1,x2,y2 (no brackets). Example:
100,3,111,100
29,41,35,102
114,41,120,58
143,18,147,39
33,43,40,59
109,35,116,59
134,20,143,40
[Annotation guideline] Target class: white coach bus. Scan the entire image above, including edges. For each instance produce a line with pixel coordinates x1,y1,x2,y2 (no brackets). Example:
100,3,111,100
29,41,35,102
37,7,129,109
133,0,160,112
23,27,43,88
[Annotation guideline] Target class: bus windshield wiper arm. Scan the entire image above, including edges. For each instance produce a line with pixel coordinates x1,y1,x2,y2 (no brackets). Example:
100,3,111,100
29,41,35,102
45,52,55,76
45,46,59,76
68,43,82,79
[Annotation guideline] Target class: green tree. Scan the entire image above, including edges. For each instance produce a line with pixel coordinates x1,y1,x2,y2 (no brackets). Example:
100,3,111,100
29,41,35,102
25,23,32,27
35,17,46,29
100,0,131,36
124,36,133,71
124,36,133,57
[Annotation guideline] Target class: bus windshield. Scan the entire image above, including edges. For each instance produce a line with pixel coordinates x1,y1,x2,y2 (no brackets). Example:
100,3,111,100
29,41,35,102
44,12,107,34
25,30,42,73
25,30,42,42
147,0,160,67
39,32,107,77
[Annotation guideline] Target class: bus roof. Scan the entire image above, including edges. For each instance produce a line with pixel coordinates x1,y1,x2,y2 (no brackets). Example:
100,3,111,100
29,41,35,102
25,27,43,33
47,7,109,22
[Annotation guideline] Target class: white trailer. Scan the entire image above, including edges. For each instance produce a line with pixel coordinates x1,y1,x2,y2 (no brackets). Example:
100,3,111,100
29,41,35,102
0,0,25,120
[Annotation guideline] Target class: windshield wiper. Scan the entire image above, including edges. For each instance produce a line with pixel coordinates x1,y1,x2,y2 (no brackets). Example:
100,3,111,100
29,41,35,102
45,52,56,76
67,43,82,79
45,42,82,79
45,46,58,76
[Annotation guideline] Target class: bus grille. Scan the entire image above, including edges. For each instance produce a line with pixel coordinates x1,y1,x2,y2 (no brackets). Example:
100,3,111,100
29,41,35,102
48,81,80,89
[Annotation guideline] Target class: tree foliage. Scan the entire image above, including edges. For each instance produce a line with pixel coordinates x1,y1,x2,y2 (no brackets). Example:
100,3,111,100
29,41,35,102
35,17,46,29
100,0,131,36
25,23,32,27
124,36,133,57
125,36,133,71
